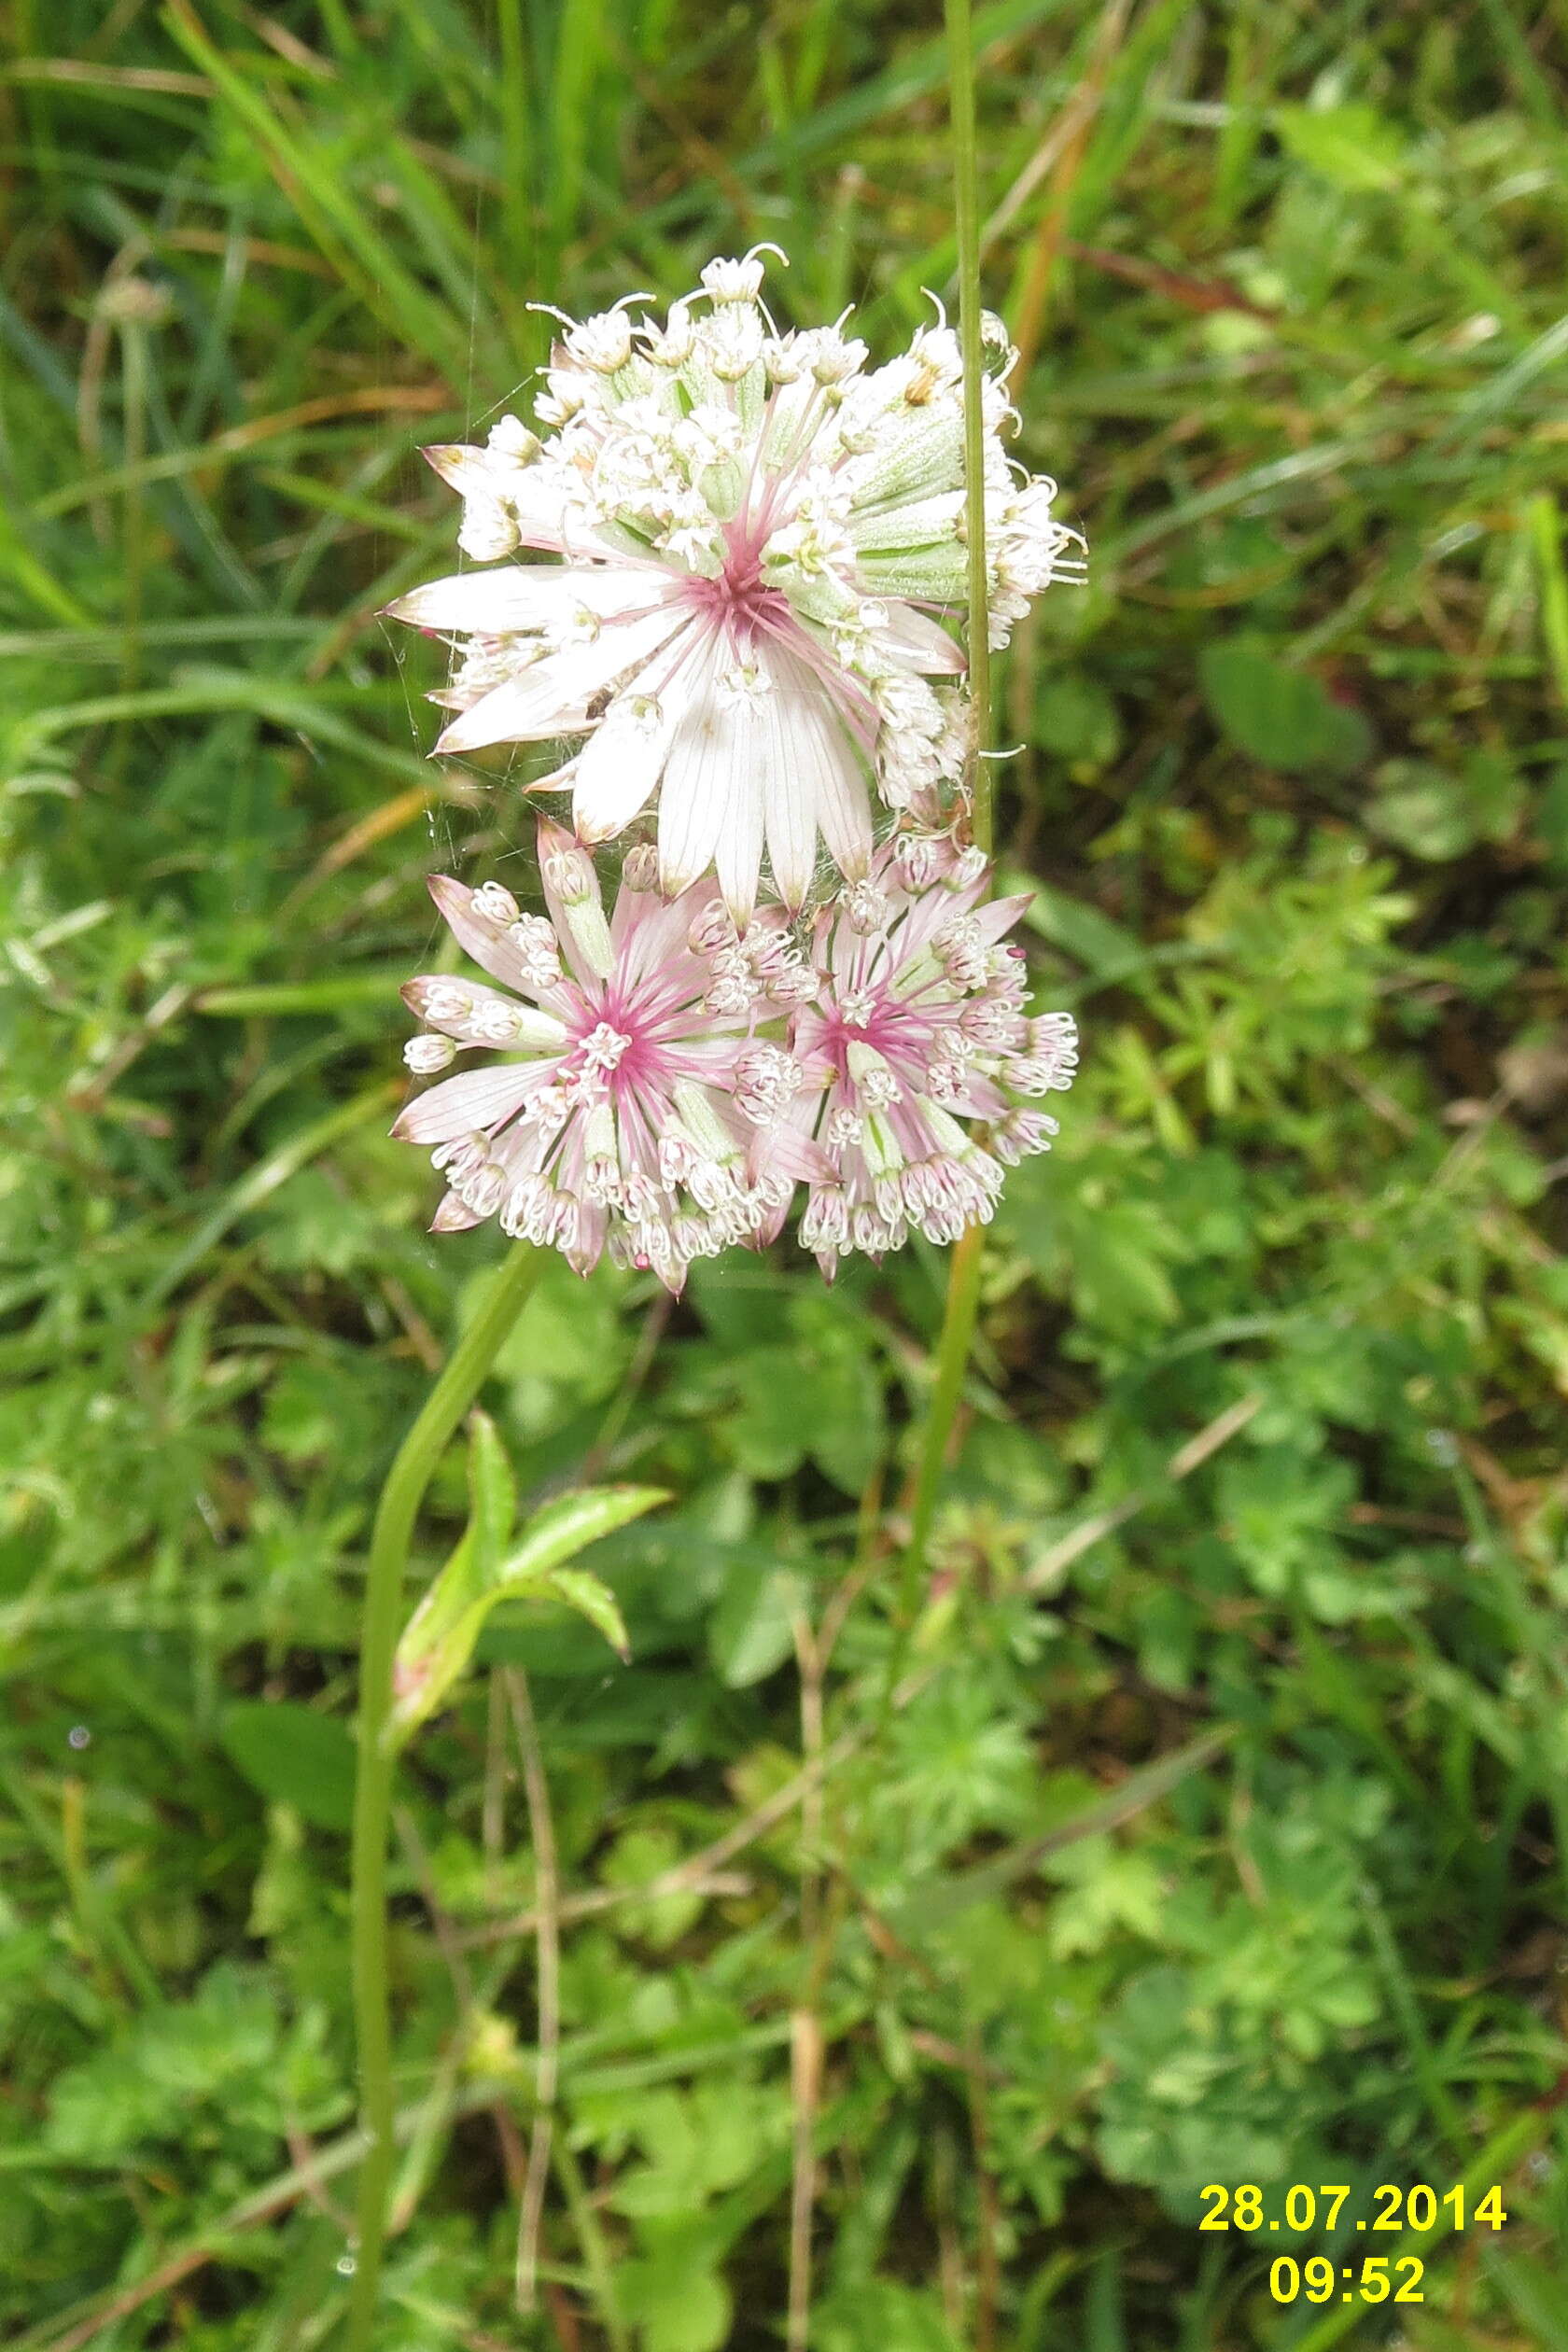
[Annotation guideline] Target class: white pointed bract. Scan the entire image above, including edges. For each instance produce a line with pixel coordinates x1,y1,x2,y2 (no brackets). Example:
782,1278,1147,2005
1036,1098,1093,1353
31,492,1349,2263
385,252,1081,918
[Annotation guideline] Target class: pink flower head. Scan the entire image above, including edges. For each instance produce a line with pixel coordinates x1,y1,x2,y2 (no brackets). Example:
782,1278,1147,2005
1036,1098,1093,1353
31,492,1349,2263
392,821,799,1291
784,835,1078,1272
383,256,1079,918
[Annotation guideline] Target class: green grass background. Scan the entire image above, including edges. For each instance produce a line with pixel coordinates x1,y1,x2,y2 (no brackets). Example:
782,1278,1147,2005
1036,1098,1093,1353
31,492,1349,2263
3,3,1567,2346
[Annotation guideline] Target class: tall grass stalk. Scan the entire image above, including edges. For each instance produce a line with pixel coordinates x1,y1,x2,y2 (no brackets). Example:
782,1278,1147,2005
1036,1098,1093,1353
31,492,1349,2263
347,1244,542,2345
897,0,992,1625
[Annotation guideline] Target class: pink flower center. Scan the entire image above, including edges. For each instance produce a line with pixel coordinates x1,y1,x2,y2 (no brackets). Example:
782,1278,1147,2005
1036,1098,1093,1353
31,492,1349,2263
819,987,920,1066
561,977,679,1101
679,522,793,650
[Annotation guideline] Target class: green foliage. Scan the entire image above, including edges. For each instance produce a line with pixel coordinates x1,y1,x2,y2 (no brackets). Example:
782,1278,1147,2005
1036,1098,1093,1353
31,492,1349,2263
1199,638,1373,777
1272,103,1410,196
45,1962,342,2171
3,3,1566,2348
391,1410,662,1738
219,1700,358,1829
1099,1772,1393,2196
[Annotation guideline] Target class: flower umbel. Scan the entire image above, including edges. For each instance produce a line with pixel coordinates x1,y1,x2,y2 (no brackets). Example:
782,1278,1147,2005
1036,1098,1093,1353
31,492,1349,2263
392,820,795,1292
784,835,1077,1273
385,253,1080,917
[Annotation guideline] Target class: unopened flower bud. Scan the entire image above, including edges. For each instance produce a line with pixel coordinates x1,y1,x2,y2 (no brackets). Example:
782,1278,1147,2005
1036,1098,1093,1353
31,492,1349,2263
707,306,763,382
733,1043,801,1127
642,300,695,366
893,833,943,891
701,254,766,304
847,1042,902,1109
543,845,595,905
487,415,540,466
507,915,563,989
763,334,805,384
473,880,520,926
843,879,891,934
566,309,635,372
405,1033,456,1073
688,901,738,958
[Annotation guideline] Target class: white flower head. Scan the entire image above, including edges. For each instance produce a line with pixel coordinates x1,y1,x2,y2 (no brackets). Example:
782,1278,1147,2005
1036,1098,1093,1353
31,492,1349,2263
385,256,1078,917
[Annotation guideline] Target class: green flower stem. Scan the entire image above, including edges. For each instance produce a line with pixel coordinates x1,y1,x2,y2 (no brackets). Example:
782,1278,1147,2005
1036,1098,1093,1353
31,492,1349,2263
347,1240,541,2347
946,0,993,849
896,0,993,1630
897,1217,986,1630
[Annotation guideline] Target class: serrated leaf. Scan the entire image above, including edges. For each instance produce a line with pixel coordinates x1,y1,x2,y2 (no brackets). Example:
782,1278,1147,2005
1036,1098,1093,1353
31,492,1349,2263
809,1348,885,1494
599,1825,703,1948
887,1729,1231,1934
487,1253,636,1436
722,1298,887,1496
543,1565,630,1661
392,1480,665,1743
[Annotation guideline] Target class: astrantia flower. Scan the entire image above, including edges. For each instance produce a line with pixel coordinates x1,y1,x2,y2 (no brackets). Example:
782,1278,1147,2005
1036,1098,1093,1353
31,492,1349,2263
385,252,1080,917
392,820,799,1292
782,835,1078,1272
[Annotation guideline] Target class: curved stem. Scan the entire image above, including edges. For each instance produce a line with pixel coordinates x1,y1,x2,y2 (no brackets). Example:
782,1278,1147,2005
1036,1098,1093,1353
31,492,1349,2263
347,1240,541,2347
895,0,993,1635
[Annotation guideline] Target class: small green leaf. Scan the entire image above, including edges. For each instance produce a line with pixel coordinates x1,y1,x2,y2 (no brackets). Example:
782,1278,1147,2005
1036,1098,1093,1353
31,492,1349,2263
500,1485,668,1588
543,1565,630,1661
1273,103,1407,193
809,1346,886,1496
390,1518,482,1743
1367,753,1523,862
599,1825,703,1948
815,2281,963,2352
219,1701,357,1831
392,1480,665,1743
386,1415,513,1745
1539,759,1568,873
1365,761,1477,861
1199,637,1372,776
616,2246,731,2352
707,1561,804,1689
725,1319,886,1497
1011,879,1141,977
260,1359,356,1462
464,1408,516,1575
487,1253,636,1437
727,1344,808,1479
1034,672,1122,767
